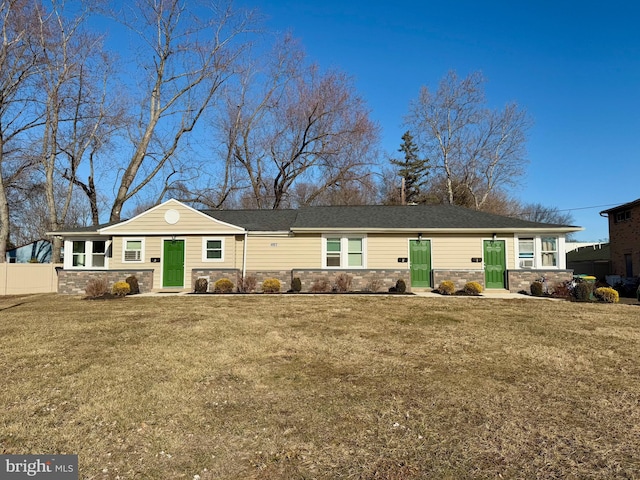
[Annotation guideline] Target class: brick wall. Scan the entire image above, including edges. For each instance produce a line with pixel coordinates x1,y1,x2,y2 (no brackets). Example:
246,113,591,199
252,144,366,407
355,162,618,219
57,269,154,294
607,203,640,277
292,269,411,292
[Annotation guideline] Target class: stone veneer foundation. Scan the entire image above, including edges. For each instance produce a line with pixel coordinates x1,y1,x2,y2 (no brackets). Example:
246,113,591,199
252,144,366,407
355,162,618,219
292,269,411,292
432,269,574,293
56,269,154,295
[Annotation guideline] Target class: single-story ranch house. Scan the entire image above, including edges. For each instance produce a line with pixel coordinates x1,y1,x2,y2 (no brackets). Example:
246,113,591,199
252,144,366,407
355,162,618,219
51,199,582,294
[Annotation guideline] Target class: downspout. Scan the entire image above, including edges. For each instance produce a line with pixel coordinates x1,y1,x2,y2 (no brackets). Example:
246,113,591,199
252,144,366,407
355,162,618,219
242,230,248,280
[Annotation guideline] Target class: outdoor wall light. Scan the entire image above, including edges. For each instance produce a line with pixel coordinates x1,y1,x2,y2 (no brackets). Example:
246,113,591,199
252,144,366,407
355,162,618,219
418,233,423,243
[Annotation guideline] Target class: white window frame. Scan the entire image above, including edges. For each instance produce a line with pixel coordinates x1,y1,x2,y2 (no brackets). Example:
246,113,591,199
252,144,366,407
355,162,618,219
322,235,367,269
122,238,144,263
202,237,225,262
515,235,564,269
64,238,109,270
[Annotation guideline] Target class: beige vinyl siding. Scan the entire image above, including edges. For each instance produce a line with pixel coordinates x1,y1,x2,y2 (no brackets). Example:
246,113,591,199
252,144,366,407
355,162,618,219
246,234,320,270
111,235,240,288
431,235,514,270
103,202,243,235
367,234,410,269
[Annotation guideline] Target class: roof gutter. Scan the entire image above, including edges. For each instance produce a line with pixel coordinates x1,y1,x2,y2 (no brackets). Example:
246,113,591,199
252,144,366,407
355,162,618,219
290,227,583,234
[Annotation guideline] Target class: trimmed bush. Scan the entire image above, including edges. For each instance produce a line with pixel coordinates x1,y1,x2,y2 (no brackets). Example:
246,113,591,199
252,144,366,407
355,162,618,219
334,273,353,293
213,278,234,293
395,279,407,294
112,281,130,297
291,277,302,293
262,278,281,293
126,275,140,295
464,281,483,295
365,278,383,293
194,278,208,294
438,280,455,295
530,281,544,297
573,281,593,302
85,277,109,298
594,287,619,303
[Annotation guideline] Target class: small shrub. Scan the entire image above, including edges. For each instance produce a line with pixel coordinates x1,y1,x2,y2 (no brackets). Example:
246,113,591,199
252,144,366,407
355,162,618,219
85,277,108,298
262,278,281,293
395,279,407,293
291,277,302,293
310,278,331,293
594,287,619,303
238,275,257,293
213,278,234,293
194,277,208,294
126,275,140,295
365,277,383,293
464,281,483,295
438,280,455,295
334,273,353,293
530,281,544,297
573,281,593,302
112,281,130,297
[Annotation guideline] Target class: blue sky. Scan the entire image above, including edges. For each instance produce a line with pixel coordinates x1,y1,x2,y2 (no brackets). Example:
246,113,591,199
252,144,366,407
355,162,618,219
239,0,640,241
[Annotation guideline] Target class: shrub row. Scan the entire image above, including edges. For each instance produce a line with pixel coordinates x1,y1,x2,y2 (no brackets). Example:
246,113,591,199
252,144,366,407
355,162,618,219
85,275,140,298
435,280,483,296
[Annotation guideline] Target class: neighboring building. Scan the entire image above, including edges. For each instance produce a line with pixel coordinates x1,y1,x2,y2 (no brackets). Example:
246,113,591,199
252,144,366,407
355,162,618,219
600,199,640,278
566,243,610,280
6,239,52,263
50,199,582,294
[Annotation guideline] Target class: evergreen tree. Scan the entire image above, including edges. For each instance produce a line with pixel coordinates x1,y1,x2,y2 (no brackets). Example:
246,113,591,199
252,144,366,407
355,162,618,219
390,131,429,204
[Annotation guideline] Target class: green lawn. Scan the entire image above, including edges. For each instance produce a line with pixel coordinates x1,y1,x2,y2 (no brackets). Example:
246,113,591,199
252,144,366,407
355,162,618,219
1,294,640,479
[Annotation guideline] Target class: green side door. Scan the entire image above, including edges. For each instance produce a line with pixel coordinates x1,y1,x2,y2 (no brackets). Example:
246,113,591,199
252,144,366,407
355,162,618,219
163,240,185,287
484,240,506,289
410,240,431,288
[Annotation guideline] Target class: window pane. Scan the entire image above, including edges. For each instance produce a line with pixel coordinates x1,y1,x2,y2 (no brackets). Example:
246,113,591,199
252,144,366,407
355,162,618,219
207,240,221,249
348,238,362,253
542,253,557,267
326,255,341,267
93,241,106,254
126,240,142,250
92,255,105,267
72,241,85,254
72,254,85,267
518,238,534,258
326,239,341,252
541,237,556,252
348,253,362,267
207,250,222,259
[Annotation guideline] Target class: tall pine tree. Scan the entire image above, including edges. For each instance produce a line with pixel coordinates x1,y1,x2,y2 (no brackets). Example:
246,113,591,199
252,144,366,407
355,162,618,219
390,131,429,204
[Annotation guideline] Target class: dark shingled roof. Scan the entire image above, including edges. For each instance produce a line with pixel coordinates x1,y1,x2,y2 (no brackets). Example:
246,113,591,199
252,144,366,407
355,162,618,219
291,204,572,230
202,209,298,231
204,204,577,231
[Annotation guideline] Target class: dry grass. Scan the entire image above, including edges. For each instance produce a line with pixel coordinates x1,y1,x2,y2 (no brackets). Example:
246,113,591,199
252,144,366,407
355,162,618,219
1,294,640,479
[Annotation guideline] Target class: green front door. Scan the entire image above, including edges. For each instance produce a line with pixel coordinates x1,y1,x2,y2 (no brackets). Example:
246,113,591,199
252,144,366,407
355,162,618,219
163,240,185,287
410,240,431,287
484,240,506,289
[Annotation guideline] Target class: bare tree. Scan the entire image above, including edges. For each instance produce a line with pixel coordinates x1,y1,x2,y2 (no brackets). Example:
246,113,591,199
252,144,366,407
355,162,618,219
107,0,255,221
31,0,123,261
217,36,379,209
406,71,531,210
0,0,45,262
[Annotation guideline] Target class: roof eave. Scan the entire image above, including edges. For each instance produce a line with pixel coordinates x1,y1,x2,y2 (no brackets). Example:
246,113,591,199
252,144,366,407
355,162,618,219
291,227,583,234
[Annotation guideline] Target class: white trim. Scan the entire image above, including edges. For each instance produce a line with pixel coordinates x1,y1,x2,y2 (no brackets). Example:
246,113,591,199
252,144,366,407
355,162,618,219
98,198,246,234
122,237,145,263
202,237,225,262
321,234,367,269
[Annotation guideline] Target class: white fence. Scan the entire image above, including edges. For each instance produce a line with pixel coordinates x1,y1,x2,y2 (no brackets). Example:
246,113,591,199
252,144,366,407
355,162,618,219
0,263,60,295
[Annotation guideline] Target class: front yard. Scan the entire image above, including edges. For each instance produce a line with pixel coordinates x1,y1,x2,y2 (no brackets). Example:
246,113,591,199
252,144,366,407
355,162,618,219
1,294,639,479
